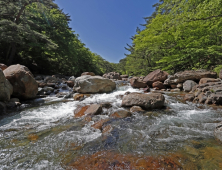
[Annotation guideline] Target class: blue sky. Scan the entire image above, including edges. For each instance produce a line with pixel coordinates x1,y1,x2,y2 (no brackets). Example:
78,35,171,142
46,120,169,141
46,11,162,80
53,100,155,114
54,0,159,63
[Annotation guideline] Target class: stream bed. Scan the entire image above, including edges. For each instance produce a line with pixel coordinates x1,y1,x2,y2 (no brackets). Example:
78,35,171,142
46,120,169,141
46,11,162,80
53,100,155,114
0,85,222,170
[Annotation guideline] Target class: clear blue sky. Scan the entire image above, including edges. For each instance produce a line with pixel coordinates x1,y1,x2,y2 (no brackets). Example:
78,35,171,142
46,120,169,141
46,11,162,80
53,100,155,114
54,0,159,63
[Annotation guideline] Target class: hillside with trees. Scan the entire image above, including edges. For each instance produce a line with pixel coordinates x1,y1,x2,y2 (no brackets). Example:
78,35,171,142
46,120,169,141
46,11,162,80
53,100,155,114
118,0,222,76
0,0,114,76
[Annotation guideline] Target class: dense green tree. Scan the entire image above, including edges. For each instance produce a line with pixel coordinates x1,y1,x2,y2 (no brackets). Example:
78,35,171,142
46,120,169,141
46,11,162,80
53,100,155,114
123,0,222,75
0,0,112,76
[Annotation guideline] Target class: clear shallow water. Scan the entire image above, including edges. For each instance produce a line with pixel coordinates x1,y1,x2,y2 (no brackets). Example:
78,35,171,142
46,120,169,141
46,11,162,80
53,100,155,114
0,86,222,169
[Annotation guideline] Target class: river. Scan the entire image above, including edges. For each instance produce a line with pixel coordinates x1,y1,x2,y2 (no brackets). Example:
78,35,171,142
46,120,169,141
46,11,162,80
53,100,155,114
0,85,222,169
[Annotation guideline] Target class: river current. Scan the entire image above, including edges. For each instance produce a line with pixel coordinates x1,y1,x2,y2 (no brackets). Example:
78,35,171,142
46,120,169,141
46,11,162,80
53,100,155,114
0,85,222,169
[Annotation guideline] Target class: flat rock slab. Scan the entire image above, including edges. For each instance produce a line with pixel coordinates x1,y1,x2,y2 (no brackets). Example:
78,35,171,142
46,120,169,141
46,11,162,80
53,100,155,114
122,93,165,110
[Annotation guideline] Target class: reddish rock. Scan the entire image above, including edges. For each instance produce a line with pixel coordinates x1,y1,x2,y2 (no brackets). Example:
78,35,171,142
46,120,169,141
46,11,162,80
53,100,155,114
102,125,113,135
110,110,132,118
66,81,74,87
130,77,147,88
152,81,165,90
91,119,109,130
3,64,38,99
81,72,95,76
74,106,90,118
143,69,168,86
170,84,177,89
0,64,7,71
84,104,102,115
73,93,84,101
199,78,220,85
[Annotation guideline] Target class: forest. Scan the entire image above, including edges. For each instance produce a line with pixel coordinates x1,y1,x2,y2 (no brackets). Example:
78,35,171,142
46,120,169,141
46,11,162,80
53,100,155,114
121,0,222,76
1,0,222,76
0,0,115,76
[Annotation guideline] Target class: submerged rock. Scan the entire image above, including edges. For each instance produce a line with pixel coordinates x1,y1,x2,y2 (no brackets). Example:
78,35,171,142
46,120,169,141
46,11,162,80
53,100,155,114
3,64,38,99
91,119,109,130
121,93,165,110
74,75,116,94
110,110,132,118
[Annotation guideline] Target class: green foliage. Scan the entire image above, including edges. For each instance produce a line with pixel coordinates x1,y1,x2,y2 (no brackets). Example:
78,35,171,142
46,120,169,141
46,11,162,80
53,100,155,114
0,0,111,76
122,0,222,75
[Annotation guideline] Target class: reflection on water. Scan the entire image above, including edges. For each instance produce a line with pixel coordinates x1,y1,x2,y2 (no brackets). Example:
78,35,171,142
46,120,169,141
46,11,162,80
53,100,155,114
0,85,222,169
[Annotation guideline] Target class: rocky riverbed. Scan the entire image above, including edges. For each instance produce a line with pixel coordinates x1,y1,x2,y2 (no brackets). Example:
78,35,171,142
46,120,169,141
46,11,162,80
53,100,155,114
1,65,222,169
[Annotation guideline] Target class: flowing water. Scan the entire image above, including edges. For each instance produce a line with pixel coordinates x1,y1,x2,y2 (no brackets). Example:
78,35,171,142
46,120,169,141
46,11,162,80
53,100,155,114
0,85,222,169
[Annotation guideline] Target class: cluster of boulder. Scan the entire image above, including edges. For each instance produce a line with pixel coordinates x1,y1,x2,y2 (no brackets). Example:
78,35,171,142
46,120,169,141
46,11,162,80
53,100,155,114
0,64,38,114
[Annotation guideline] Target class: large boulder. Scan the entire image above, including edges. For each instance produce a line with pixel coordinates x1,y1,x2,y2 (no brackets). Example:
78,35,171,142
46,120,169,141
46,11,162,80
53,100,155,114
0,69,13,101
74,75,116,94
183,80,197,92
121,93,165,110
130,77,147,88
164,70,217,85
3,64,38,99
143,69,168,86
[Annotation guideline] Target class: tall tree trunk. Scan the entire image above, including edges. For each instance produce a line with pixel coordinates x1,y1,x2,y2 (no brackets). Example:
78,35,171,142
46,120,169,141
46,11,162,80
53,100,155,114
7,42,16,65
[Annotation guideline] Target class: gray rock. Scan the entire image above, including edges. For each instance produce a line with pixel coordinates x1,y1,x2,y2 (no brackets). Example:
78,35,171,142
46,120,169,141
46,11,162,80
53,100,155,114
183,80,197,92
85,104,102,115
0,69,13,102
214,122,222,142
3,64,38,99
0,102,6,114
121,93,165,110
164,70,217,85
74,75,116,94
